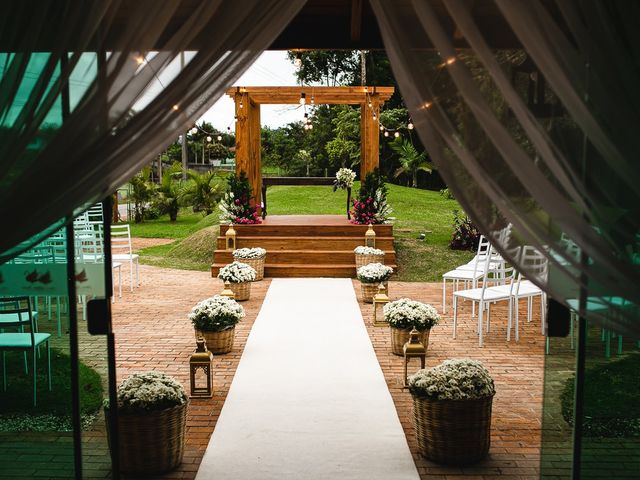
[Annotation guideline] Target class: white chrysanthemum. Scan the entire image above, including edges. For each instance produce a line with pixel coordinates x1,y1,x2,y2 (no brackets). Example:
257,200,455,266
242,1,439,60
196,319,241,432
218,261,256,283
113,372,187,413
233,247,266,259
356,262,393,283
188,295,245,332
354,246,385,256
383,298,440,330
407,359,495,400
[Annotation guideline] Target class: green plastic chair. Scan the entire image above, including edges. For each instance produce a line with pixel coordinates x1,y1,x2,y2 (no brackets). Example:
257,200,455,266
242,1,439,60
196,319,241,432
0,297,52,406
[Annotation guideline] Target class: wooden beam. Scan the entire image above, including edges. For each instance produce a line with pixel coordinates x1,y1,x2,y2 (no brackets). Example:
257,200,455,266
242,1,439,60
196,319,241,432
226,86,394,105
360,96,380,181
351,0,363,42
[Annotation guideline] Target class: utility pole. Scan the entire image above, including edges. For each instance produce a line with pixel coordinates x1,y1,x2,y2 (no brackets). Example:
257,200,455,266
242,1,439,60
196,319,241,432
180,51,187,180
360,50,367,85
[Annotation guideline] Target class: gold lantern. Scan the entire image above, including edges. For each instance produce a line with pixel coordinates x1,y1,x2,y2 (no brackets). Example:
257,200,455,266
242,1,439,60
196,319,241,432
372,283,390,327
220,280,235,300
189,337,213,398
403,327,426,387
225,222,237,251
365,223,376,248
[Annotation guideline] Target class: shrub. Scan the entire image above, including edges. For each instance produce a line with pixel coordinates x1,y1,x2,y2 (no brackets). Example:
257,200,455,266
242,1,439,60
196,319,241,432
449,209,480,251
350,168,392,224
219,171,261,224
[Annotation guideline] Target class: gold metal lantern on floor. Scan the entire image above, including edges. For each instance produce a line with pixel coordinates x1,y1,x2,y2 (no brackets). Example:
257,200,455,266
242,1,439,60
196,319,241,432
225,222,237,250
372,282,389,327
403,327,426,387
190,337,213,398
220,280,236,299
365,223,376,248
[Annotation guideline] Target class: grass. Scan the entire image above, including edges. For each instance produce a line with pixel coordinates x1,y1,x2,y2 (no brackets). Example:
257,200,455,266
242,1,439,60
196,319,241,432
131,184,475,281
561,352,640,437
0,348,103,416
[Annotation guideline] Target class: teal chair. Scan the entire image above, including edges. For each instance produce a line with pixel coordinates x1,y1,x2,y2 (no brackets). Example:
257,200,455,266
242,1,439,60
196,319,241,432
0,297,52,406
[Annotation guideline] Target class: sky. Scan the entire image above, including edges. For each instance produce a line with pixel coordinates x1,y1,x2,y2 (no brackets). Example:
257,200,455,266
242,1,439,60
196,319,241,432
199,51,305,131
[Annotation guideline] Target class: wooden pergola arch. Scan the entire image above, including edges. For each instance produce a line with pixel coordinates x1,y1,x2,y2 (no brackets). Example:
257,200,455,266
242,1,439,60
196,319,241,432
226,86,394,209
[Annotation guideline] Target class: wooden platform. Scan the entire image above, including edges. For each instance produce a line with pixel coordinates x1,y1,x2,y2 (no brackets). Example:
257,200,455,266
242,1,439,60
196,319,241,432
211,215,397,278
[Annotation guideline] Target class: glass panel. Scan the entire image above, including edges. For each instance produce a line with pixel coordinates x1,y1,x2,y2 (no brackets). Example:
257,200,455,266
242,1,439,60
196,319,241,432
0,206,114,479
0,222,76,479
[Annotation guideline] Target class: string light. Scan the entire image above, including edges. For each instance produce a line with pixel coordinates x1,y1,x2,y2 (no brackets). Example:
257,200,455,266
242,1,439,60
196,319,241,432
299,92,306,105
446,57,456,65
380,125,384,131
217,135,222,141
239,100,243,109
135,55,146,65
172,104,179,111
408,121,414,130
190,127,198,135
372,113,377,121
206,136,212,142
394,131,400,138
227,126,231,133
384,131,389,137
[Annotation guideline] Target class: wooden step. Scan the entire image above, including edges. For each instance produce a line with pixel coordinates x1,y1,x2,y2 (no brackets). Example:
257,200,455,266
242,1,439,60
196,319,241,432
211,263,358,278
213,249,397,265
220,223,393,237
216,236,396,251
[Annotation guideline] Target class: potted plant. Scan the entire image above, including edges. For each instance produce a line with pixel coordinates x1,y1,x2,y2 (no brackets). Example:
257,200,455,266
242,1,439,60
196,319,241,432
217,261,256,301
354,245,386,269
408,359,495,465
233,247,267,281
189,295,245,354
105,372,188,475
384,298,440,355
357,262,393,303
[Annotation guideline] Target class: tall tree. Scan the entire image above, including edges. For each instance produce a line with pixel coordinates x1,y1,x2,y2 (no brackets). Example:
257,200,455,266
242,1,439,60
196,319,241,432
390,138,433,188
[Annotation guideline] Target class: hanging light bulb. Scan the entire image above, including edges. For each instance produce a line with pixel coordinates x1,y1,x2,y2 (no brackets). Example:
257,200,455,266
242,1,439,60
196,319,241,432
217,135,222,141
299,92,306,105
394,131,400,138
239,101,243,109
227,126,231,133
135,55,146,65
304,124,309,130
206,136,212,142
408,121,414,130
308,124,313,130
172,104,179,111
190,127,198,135
379,125,384,131
311,95,315,105
384,131,389,137
372,113,377,121
294,56,302,68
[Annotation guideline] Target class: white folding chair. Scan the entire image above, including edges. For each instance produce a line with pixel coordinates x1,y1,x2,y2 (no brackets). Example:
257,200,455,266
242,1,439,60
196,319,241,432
111,224,139,291
0,297,52,406
453,244,517,347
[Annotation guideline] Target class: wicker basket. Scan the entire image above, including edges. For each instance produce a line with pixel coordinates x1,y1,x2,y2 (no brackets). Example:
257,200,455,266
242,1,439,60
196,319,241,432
195,327,235,354
360,281,388,303
234,255,265,281
106,402,188,475
390,326,430,356
355,253,385,269
412,395,493,465
229,281,251,301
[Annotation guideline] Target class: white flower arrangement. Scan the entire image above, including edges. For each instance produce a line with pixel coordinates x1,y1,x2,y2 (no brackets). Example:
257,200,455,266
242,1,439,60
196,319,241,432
383,298,440,330
334,168,356,190
233,247,266,260
218,261,256,283
357,262,393,284
188,295,245,332
407,359,495,401
354,246,385,256
110,372,188,413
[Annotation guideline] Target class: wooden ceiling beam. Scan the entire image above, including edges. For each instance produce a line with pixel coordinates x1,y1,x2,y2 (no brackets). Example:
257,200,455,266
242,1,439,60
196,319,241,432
226,86,394,105
351,0,363,43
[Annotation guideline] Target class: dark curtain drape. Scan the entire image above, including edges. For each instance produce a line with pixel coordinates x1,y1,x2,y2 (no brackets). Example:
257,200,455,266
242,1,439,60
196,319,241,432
0,0,305,260
370,0,640,335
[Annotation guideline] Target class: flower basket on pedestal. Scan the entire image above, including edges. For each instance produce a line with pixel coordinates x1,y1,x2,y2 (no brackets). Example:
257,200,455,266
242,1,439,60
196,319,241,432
384,298,440,356
233,247,266,281
408,359,495,465
354,245,386,269
105,372,188,475
189,295,245,354
218,261,256,301
357,263,393,303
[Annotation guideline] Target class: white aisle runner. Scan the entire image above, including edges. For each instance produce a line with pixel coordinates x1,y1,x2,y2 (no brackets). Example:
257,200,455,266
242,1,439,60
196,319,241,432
195,278,420,480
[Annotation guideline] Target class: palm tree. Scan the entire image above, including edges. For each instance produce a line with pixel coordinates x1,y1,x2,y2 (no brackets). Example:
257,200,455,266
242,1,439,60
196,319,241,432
390,138,433,188
155,163,183,222
181,170,223,215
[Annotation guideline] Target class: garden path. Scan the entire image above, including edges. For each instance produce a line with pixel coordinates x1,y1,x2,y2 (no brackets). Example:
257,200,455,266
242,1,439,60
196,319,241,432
195,278,420,480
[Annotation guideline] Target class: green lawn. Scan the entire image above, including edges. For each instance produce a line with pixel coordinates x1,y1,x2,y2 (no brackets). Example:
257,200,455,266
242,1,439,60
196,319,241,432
130,184,474,281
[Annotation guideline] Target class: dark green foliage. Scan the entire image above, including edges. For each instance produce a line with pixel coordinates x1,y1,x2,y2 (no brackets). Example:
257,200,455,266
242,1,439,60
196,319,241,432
561,353,640,437
351,169,392,224
129,166,155,223
221,170,260,223
358,168,388,201
0,349,103,415
448,209,480,251
153,162,182,222
181,170,223,215
389,138,433,188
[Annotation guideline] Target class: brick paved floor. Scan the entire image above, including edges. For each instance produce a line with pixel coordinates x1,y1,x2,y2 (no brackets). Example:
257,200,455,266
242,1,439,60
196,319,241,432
2,263,552,479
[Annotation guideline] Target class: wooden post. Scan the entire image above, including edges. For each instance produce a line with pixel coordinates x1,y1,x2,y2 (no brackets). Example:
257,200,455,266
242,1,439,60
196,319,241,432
234,92,262,213
360,94,380,182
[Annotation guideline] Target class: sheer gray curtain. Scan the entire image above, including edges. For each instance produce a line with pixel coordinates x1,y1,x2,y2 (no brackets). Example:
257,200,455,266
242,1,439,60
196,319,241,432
370,0,640,335
0,0,305,260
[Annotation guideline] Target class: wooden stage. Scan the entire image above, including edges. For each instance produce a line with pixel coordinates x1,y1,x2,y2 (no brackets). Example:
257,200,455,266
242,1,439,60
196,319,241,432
211,215,397,278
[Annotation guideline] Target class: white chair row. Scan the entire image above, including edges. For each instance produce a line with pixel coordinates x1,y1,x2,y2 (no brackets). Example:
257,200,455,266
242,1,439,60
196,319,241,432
451,245,547,347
